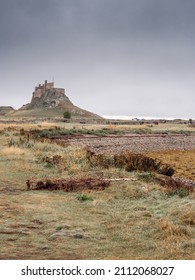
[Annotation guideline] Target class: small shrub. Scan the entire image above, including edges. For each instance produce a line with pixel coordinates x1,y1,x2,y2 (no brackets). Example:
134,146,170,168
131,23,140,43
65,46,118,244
114,152,174,176
178,189,190,198
56,226,63,231
38,130,54,138
8,136,34,149
42,155,62,165
86,150,113,168
77,194,93,202
167,188,190,198
158,165,175,176
8,138,17,147
45,162,54,169
63,111,71,119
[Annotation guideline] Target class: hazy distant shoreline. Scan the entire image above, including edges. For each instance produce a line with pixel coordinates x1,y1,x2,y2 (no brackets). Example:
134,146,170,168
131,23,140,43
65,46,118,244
102,115,192,121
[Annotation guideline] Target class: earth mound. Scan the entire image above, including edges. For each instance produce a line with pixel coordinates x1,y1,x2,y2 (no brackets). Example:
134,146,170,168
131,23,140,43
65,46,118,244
0,106,15,116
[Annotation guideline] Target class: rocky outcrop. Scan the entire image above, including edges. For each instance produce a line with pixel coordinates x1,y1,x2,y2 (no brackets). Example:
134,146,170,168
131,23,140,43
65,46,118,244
33,88,72,108
22,88,73,110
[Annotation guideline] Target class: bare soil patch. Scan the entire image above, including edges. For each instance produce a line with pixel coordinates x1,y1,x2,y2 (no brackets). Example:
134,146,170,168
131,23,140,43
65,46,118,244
27,178,110,192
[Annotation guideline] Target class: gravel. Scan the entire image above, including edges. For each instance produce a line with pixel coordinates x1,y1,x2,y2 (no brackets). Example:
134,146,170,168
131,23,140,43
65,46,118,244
52,134,195,155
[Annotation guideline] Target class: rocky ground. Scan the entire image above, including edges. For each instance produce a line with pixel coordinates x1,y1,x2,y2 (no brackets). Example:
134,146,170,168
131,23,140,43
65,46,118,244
51,134,195,154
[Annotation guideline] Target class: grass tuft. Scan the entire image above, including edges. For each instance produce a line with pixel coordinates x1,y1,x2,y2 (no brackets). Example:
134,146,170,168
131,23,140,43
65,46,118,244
77,194,93,202
159,218,191,236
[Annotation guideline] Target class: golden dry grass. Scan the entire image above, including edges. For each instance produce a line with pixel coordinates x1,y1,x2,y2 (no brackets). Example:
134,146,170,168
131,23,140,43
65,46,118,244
159,217,191,236
1,146,30,156
145,150,195,180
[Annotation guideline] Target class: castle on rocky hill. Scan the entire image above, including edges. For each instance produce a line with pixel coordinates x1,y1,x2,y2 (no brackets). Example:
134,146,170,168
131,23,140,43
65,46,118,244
15,79,101,118
33,80,64,99
28,80,72,109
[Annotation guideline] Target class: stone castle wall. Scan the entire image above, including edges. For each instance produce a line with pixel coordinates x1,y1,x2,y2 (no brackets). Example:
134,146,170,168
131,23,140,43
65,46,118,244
33,80,55,98
33,88,42,98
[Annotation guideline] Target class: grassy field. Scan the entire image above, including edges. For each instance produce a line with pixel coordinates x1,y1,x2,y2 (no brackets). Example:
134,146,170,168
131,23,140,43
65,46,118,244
0,120,194,259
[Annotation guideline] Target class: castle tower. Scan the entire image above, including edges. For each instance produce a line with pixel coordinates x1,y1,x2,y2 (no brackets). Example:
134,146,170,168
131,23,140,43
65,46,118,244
44,80,47,93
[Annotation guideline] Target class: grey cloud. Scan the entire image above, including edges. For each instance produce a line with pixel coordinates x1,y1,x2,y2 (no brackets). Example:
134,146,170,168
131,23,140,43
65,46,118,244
0,0,195,118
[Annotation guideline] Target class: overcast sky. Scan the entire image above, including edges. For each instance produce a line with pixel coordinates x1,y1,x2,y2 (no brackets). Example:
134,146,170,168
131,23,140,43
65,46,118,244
0,0,195,118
